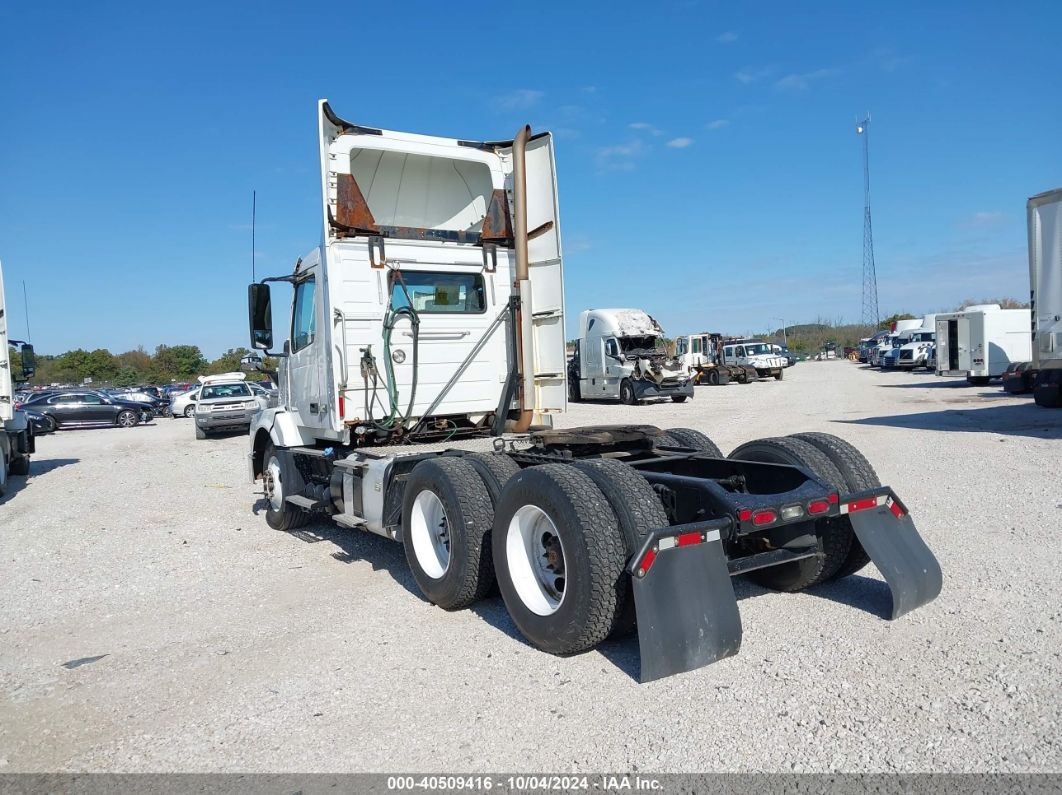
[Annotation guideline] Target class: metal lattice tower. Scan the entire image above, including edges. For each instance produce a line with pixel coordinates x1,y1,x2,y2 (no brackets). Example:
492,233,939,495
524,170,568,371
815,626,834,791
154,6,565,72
857,114,880,328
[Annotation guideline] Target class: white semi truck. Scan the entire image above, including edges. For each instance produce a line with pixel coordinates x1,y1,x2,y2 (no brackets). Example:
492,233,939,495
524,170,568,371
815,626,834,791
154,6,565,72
0,260,36,495
935,305,1032,385
244,101,942,682
1028,188,1062,407
567,309,693,404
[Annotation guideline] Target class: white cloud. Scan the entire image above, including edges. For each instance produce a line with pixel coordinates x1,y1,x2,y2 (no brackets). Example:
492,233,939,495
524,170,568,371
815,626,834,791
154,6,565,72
734,66,772,84
705,119,730,130
666,137,694,148
968,211,1006,228
774,68,839,92
595,139,646,172
494,89,544,110
716,30,739,43
628,121,663,136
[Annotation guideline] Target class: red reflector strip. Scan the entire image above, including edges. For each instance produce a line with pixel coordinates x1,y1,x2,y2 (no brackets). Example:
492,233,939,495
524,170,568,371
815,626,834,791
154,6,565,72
752,510,777,526
807,500,830,515
738,509,752,522
338,395,346,419
677,531,702,547
638,548,657,576
888,498,905,519
844,497,878,514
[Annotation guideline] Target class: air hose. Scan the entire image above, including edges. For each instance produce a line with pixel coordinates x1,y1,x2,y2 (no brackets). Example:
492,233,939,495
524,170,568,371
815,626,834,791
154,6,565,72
363,269,420,435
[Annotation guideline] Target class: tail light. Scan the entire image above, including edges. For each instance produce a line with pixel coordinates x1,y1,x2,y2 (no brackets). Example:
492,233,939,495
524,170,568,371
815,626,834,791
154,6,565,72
338,394,346,420
807,500,830,515
752,510,777,526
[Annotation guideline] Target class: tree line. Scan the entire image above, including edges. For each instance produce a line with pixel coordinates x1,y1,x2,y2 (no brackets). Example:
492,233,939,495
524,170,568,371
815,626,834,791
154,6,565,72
13,345,274,387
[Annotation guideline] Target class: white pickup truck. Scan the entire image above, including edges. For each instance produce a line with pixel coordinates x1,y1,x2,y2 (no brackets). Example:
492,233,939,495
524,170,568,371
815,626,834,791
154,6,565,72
722,340,785,380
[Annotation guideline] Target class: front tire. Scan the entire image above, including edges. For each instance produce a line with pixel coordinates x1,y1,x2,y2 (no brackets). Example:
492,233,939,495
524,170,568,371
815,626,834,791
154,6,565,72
262,443,309,531
774,369,784,381
619,379,637,405
568,377,581,402
402,457,496,610
493,464,627,655
671,394,688,403
116,410,139,428
9,455,30,477
195,424,208,440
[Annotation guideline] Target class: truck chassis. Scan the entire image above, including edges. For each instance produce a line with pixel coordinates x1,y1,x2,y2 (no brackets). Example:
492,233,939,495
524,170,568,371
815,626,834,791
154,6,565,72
252,424,942,682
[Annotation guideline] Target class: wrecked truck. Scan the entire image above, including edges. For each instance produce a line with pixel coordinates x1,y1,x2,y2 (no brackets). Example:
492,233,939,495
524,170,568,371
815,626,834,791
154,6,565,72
568,308,693,404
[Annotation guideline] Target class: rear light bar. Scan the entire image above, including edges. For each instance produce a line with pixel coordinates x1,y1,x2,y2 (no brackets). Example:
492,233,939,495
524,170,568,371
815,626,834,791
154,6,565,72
635,528,721,577
737,494,839,525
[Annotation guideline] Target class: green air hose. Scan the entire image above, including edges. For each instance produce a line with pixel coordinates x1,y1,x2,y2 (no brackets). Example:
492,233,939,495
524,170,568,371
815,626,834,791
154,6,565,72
364,269,420,434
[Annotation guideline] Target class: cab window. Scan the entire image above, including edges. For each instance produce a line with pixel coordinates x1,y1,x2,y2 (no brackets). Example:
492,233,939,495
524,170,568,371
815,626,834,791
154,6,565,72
390,271,485,314
692,338,702,354
605,339,619,358
676,338,687,355
292,278,317,352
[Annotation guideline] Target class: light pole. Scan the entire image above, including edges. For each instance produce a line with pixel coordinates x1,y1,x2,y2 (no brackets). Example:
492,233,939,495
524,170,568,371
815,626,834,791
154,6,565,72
773,317,787,346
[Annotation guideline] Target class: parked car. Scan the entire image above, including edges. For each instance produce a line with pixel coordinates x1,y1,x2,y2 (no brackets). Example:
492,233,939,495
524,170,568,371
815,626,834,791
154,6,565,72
21,390,152,429
248,381,278,408
770,344,797,367
108,387,170,416
193,373,268,439
169,387,200,418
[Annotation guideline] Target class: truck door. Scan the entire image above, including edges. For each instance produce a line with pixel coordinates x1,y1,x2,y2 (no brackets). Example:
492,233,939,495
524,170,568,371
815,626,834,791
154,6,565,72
604,337,623,397
955,317,972,371
288,269,327,432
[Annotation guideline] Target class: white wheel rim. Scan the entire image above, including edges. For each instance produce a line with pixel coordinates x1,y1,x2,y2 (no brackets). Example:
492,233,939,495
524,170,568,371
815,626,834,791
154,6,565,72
409,489,450,579
185,406,195,417
119,412,136,427
506,505,566,616
265,455,284,511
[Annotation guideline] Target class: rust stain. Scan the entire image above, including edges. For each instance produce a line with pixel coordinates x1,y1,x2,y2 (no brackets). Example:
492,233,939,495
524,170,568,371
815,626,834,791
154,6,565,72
481,189,514,243
334,173,379,232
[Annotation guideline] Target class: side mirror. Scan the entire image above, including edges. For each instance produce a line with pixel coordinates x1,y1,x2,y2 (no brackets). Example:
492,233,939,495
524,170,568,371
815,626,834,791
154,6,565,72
20,343,35,378
248,283,273,350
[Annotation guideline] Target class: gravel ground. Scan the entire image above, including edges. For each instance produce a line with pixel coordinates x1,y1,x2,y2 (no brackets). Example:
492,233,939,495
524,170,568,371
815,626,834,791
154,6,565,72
1,361,1059,773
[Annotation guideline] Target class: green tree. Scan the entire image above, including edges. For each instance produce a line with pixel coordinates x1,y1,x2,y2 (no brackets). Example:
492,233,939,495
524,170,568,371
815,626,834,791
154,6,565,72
153,344,207,380
878,313,917,330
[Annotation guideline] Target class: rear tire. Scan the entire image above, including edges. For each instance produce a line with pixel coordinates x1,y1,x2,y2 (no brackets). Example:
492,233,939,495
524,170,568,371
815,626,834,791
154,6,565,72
402,457,496,610
568,377,581,402
184,405,196,418
460,452,521,505
620,379,637,405
571,459,669,637
728,437,850,591
707,368,721,386
493,464,627,655
660,427,723,457
670,395,688,403
9,455,30,477
790,432,880,578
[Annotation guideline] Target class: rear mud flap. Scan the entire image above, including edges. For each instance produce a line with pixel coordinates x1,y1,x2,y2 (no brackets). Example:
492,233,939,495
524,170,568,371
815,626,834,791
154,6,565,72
630,521,741,683
846,500,943,620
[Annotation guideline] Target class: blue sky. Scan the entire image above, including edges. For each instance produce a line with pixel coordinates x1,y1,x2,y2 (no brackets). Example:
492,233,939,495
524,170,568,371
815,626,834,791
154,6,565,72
2,1,1059,357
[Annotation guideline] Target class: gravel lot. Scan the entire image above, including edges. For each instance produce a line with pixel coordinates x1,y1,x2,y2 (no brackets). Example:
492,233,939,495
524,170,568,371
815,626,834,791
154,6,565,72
1,362,1059,773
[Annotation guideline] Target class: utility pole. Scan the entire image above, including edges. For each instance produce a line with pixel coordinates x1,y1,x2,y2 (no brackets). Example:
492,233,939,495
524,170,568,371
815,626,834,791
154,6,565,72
773,317,787,345
856,114,880,328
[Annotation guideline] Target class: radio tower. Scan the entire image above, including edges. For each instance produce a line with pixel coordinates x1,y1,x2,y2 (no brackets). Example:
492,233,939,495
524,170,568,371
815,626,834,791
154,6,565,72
856,114,880,328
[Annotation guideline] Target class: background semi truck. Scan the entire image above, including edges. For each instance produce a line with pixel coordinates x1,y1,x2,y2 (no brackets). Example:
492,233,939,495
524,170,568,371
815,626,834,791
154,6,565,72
1028,188,1062,407
934,305,1032,385
244,100,942,682
567,308,693,404
0,260,36,495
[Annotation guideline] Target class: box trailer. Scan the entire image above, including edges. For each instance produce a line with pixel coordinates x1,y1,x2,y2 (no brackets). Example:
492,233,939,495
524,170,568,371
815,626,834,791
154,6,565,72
1028,188,1062,407
935,305,1032,385
242,100,942,682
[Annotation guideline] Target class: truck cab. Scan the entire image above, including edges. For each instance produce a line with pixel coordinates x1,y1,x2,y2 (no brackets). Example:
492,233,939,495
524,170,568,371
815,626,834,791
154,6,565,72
569,309,692,405
722,341,785,380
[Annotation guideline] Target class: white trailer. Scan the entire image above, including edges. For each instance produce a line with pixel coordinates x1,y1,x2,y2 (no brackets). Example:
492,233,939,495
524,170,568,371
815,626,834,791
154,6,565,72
935,305,1032,385
0,260,36,495
243,101,942,681
568,309,693,404
1028,188,1062,407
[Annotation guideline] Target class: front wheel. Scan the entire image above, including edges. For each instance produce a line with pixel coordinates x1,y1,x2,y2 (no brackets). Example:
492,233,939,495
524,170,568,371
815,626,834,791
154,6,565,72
262,443,309,531
116,410,139,428
9,455,30,477
493,464,627,655
184,405,196,418
619,379,637,405
568,376,581,402
671,394,688,403
774,369,784,381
